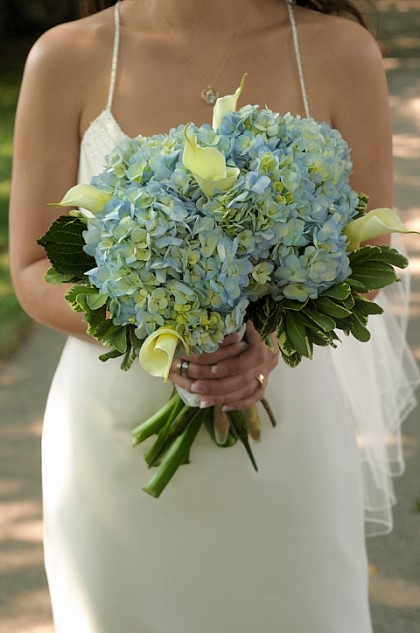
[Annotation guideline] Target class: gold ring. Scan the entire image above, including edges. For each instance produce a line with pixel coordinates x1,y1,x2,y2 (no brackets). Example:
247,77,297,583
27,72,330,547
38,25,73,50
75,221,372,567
256,373,265,390
180,360,190,378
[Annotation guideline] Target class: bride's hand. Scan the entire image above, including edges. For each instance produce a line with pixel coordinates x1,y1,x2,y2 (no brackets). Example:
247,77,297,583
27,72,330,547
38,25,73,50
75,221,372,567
168,321,279,410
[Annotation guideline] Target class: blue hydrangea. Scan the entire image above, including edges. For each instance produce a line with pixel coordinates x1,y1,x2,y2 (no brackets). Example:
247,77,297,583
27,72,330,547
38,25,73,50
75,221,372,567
84,105,359,352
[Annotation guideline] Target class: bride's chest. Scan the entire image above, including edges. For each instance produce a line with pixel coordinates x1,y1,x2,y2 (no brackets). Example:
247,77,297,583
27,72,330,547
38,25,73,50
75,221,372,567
80,26,333,139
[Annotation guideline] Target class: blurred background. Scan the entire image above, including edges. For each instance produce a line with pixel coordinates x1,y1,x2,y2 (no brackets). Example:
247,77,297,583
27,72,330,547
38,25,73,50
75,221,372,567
0,0,76,37
0,1,419,632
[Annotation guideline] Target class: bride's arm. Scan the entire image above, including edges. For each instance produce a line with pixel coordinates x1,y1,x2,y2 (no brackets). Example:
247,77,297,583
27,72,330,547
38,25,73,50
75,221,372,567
301,15,393,300
326,19,394,226
9,24,92,339
330,21,393,303
9,17,116,340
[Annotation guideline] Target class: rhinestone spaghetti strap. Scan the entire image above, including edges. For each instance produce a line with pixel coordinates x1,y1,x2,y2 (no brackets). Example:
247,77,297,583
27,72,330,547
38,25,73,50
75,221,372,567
106,1,121,111
285,0,310,118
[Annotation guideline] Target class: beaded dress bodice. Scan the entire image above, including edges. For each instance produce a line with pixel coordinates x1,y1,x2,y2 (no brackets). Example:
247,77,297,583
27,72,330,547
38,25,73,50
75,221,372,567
79,109,126,183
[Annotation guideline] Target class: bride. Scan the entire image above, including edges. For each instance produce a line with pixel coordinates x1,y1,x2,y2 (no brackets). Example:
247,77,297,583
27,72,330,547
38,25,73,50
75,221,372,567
9,0,420,631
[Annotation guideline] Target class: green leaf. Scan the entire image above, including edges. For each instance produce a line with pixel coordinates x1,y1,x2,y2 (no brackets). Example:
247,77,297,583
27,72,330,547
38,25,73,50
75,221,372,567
88,319,128,353
37,216,95,276
120,327,141,371
355,192,370,215
350,264,398,290
44,267,80,284
279,298,308,311
354,297,383,317
376,248,408,269
349,245,408,269
86,292,108,310
280,350,302,367
99,349,124,362
284,313,312,359
320,282,351,301
277,326,302,367
346,277,369,293
302,306,336,332
316,296,353,319
227,410,259,472
246,295,283,340
65,286,98,312
311,329,338,348
349,246,377,265
349,313,371,342
342,293,356,310
84,306,107,335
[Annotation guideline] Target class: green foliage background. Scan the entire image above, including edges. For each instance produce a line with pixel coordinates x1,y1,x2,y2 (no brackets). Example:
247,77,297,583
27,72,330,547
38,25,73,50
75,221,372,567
0,59,32,360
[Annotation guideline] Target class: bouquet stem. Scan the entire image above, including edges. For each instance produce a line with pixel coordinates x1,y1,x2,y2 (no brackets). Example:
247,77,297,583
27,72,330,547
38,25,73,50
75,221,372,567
142,408,210,498
132,391,181,445
133,392,276,496
144,404,197,467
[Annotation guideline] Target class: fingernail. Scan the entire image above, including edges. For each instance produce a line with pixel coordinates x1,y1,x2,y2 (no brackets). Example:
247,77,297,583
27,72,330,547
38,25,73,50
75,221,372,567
211,365,228,376
191,382,205,394
221,405,235,412
200,399,216,409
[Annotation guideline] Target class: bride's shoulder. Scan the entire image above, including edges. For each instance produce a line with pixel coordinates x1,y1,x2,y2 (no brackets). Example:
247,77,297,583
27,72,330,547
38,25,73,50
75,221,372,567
295,7,386,110
298,8,383,71
23,10,115,89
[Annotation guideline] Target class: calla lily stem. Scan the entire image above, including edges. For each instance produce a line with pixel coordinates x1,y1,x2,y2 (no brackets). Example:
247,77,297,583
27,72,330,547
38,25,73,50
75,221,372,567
143,408,210,498
132,392,181,445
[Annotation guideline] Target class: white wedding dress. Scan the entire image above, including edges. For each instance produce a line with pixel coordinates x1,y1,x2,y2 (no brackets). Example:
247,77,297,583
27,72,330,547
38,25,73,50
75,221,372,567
42,3,420,632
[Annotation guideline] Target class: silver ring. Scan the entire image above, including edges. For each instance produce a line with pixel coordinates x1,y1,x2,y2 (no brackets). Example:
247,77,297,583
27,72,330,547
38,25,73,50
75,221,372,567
256,373,265,390
180,360,190,378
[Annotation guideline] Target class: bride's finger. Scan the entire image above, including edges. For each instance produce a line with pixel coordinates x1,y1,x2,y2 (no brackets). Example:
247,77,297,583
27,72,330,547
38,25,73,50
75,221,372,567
219,331,242,347
199,373,266,408
182,341,248,367
217,323,278,375
169,355,256,398
168,355,236,383
189,368,260,400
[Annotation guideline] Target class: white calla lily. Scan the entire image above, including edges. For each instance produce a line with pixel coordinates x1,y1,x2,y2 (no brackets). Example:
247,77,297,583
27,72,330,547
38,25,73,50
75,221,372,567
49,184,112,214
139,327,189,381
182,125,240,197
212,73,247,130
344,207,420,251
192,166,240,198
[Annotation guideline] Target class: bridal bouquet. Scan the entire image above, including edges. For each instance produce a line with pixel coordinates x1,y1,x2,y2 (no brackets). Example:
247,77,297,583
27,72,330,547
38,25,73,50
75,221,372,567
39,76,416,496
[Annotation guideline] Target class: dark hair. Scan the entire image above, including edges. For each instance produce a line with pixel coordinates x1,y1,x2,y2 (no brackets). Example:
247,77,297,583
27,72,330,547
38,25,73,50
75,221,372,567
78,0,367,26
295,1,367,26
79,0,118,16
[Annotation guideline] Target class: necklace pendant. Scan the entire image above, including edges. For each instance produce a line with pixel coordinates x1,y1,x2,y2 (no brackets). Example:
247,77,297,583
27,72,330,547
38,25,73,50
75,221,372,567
201,86,219,106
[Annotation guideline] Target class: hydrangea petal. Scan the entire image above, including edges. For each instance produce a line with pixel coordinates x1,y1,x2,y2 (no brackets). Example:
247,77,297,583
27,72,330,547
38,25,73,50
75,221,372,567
139,327,189,381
